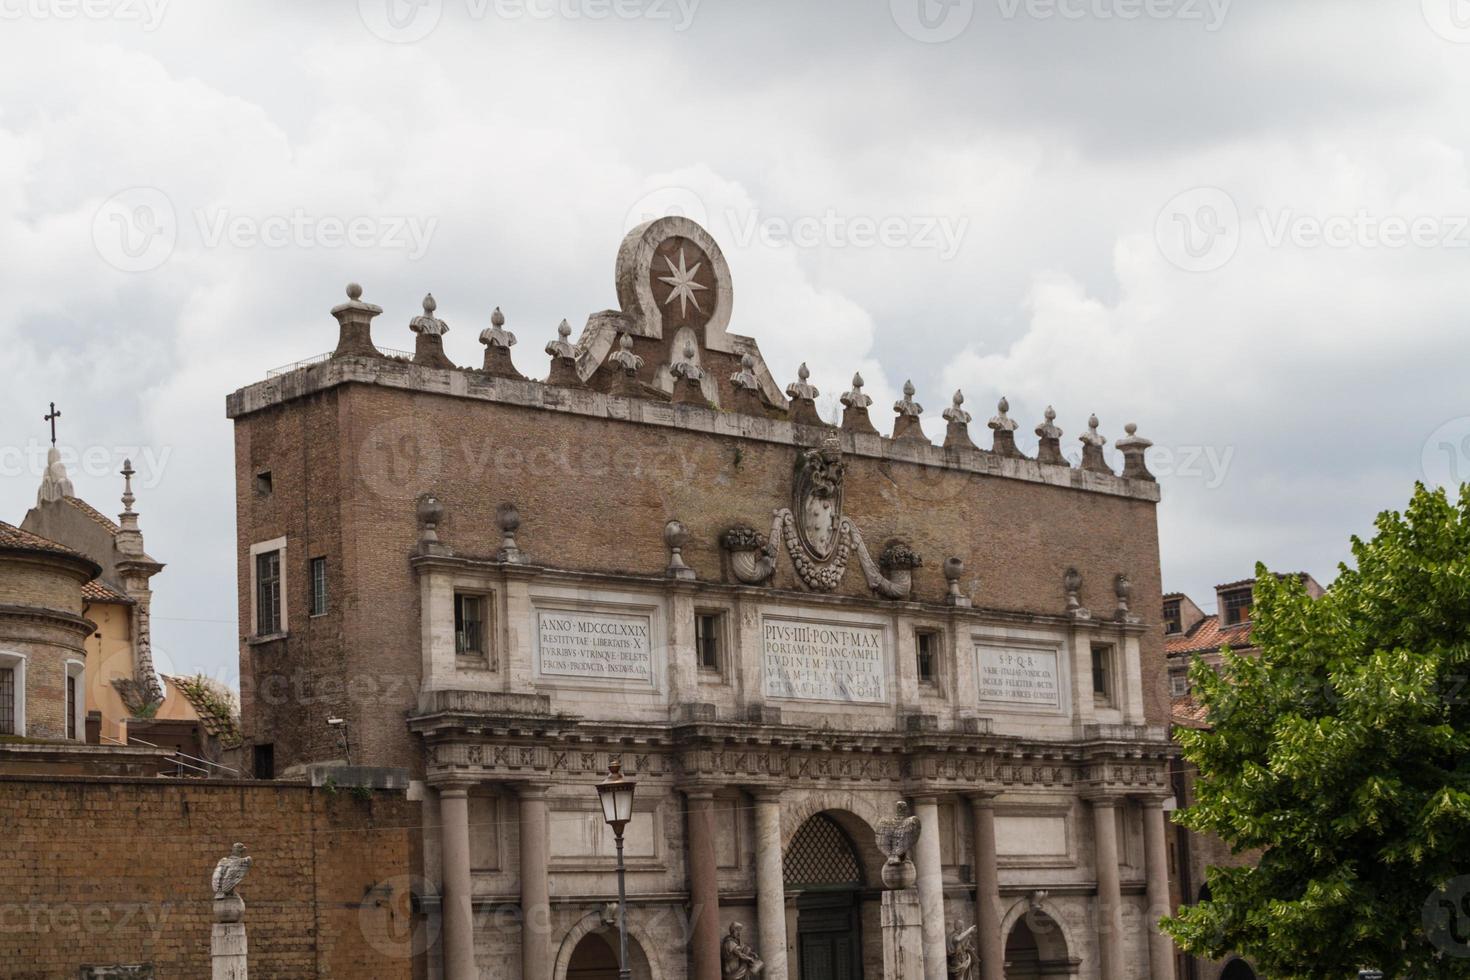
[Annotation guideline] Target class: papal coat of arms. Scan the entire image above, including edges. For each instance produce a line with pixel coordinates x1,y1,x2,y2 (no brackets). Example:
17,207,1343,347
793,435,845,561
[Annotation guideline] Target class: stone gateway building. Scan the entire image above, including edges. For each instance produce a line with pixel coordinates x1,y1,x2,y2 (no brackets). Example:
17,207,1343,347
227,217,1177,980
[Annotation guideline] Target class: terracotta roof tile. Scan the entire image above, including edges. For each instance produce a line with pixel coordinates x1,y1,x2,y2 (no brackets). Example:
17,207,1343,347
164,676,242,748
1172,693,1210,729
0,520,93,563
1164,613,1254,656
82,579,134,604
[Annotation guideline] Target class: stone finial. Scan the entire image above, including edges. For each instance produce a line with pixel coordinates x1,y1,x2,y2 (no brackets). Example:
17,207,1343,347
1114,572,1133,619
545,319,578,360
785,362,824,427
670,339,705,382
331,282,384,359
544,319,585,387
479,307,524,379
989,396,1024,458
1079,414,1114,474
481,307,516,348
1035,406,1066,466
410,293,455,369
839,372,878,435
497,503,524,564
410,294,449,336
841,373,873,410
894,380,923,418
942,390,976,451
730,352,760,391
115,458,147,557
891,380,929,444
416,493,444,544
609,332,644,373
944,556,971,608
669,339,707,406
37,445,74,505
1063,566,1090,619
1116,422,1156,482
664,519,696,581
786,362,819,402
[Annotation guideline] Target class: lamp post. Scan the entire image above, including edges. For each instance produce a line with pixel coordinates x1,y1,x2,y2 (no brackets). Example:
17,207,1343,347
596,759,637,980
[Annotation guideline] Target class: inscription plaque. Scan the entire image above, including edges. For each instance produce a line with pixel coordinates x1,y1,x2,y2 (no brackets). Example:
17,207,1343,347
976,644,1061,709
536,609,654,684
762,617,887,703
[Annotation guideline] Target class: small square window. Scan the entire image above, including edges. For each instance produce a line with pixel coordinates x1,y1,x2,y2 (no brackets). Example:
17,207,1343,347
1221,588,1252,626
1170,672,1190,698
1163,599,1182,635
696,612,723,671
255,470,273,495
455,593,487,657
916,631,940,685
309,557,328,617
1091,644,1114,704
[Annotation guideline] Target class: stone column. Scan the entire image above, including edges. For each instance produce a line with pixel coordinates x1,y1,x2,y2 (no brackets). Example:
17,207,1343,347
439,785,476,980
968,795,1003,980
1090,797,1125,980
1141,796,1178,980
913,797,948,980
519,783,552,980
753,790,789,980
686,790,722,980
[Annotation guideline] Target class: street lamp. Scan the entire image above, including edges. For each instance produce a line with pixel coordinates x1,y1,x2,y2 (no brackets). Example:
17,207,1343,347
596,758,637,980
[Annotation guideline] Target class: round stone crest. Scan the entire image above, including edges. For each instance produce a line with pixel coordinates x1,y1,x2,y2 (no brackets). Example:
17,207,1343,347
649,235,717,330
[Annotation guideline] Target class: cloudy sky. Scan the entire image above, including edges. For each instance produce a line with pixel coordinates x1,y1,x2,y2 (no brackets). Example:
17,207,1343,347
2,0,1468,688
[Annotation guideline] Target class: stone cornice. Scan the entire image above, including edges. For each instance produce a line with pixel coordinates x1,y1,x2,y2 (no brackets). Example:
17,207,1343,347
227,355,1159,503
407,553,1155,636
0,603,96,639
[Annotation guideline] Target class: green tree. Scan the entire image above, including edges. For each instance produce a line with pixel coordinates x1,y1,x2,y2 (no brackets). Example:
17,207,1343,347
1164,483,1470,979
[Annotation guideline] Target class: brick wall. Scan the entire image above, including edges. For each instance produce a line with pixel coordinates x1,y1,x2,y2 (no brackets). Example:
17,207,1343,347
0,776,423,979
234,375,1167,775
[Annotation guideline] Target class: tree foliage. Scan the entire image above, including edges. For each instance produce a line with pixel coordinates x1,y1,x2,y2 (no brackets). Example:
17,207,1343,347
1164,483,1470,978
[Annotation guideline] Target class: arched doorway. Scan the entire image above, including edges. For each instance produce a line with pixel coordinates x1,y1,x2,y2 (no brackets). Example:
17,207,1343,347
785,813,865,979
564,928,656,980
1004,907,1073,979
1220,958,1258,980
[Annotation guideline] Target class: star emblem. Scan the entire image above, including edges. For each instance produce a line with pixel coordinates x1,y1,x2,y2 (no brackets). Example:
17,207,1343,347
657,248,708,317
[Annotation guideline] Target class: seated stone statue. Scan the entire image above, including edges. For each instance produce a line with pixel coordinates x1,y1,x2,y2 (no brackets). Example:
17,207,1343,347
721,921,764,978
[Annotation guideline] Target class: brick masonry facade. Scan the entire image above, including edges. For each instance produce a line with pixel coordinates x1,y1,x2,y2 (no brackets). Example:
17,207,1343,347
0,777,421,980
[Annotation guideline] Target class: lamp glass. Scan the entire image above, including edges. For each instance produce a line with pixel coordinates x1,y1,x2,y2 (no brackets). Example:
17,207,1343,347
596,763,637,827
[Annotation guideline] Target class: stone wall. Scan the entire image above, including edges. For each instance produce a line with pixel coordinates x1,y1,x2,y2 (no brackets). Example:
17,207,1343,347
0,776,422,980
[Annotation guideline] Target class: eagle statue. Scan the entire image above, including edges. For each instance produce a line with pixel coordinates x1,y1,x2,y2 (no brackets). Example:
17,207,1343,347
212,842,252,900
875,801,922,868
